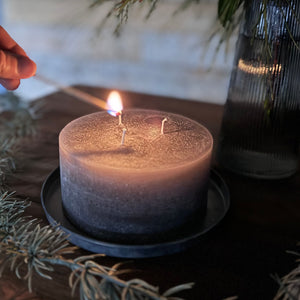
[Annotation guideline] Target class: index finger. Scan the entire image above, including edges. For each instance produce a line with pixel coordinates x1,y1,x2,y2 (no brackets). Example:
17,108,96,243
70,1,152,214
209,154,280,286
0,26,27,56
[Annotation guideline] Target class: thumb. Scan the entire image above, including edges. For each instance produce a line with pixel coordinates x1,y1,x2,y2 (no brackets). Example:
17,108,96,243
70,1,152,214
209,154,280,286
0,50,36,79
0,78,20,90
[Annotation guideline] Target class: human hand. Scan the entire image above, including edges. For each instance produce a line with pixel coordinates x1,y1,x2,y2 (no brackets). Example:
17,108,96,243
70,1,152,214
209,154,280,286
0,26,36,90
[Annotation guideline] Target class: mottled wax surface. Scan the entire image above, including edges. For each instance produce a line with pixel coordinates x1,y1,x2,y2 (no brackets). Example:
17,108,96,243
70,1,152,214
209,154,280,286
59,109,212,170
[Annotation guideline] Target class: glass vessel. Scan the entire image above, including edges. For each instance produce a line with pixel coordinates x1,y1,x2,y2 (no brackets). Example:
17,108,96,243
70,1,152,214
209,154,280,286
217,0,300,179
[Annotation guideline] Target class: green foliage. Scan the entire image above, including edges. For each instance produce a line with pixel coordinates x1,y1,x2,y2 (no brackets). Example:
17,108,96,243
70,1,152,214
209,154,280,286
90,0,244,33
273,248,300,300
0,92,38,190
0,192,29,239
89,0,299,54
0,92,37,140
218,0,243,27
90,0,160,34
0,195,193,299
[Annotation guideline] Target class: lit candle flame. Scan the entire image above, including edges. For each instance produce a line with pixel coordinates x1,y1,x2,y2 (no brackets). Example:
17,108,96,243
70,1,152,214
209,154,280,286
107,91,123,117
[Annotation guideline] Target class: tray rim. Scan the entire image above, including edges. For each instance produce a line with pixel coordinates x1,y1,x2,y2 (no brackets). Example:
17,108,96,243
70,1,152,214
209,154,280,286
41,167,230,257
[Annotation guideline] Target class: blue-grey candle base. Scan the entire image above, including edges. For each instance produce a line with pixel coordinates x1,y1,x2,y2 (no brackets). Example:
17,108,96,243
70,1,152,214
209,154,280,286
41,168,230,258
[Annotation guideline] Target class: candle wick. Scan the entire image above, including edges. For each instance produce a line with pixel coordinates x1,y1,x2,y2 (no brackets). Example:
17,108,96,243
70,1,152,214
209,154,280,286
118,112,123,126
121,128,127,146
161,118,168,135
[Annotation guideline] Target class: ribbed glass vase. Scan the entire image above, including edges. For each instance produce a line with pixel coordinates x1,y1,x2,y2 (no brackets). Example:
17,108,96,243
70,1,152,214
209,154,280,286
217,0,300,179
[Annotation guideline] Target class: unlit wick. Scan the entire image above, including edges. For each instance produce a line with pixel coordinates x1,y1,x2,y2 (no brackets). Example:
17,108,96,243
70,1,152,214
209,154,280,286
161,118,168,135
121,128,127,145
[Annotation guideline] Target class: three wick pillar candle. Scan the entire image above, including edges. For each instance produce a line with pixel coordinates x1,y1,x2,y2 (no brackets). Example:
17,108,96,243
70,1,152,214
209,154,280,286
59,93,213,243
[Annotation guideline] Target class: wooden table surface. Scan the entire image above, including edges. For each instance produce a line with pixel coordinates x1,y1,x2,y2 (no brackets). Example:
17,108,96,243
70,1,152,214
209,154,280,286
1,86,299,300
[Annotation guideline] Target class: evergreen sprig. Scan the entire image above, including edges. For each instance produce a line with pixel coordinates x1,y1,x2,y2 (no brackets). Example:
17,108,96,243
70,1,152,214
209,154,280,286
273,247,300,300
90,0,160,35
0,92,38,140
89,0,299,52
0,192,30,240
0,195,193,299
0,92,39,190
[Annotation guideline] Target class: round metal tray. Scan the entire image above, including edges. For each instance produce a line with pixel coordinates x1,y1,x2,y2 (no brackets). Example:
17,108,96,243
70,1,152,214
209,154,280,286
41,168,230,258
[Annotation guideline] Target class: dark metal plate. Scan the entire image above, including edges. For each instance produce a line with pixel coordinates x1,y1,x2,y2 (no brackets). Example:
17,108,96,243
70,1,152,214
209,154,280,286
41,168,230,258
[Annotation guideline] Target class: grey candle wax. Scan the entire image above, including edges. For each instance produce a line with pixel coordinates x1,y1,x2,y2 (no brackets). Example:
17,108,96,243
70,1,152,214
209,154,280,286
59,109,213,243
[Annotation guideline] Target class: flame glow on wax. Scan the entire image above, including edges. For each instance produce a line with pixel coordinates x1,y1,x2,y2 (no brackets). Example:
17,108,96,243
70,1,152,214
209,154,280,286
107,91,123,116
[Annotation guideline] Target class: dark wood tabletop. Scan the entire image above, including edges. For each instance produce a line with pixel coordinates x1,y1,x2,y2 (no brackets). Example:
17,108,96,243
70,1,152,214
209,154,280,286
1,86,299,300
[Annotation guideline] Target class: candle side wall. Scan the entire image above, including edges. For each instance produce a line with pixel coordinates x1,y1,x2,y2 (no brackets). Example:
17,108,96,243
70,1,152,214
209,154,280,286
60,146,211,242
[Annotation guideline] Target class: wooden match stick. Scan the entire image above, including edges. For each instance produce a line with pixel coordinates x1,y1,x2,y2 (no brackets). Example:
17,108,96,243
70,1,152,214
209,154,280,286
35,74,108,110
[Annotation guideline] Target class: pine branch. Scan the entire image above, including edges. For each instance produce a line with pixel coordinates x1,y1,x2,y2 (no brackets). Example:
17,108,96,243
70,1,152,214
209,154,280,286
218,0,243,28
90,0,143,35
273,247,300,300
89,0,300,58
0,93,38,190
0,93,38,140
0,197,193,299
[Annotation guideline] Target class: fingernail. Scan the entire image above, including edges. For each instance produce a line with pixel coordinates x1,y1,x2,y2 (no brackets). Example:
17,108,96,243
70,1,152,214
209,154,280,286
18,56,37,78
